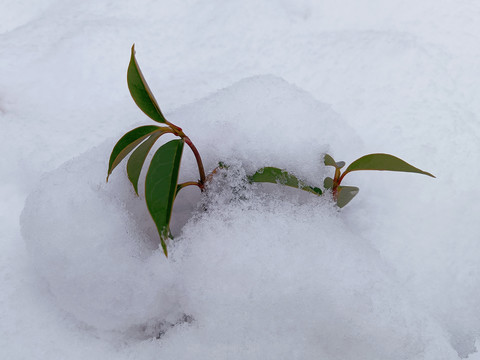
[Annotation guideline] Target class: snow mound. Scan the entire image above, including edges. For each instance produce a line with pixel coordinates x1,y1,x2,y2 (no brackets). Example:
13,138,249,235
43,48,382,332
168,166,456,359
20,143,183,331
21,75,457,358
21,75,354,333
168,75,362,182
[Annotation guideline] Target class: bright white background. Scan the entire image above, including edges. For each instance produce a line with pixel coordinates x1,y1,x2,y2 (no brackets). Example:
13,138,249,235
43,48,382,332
2,1,480,359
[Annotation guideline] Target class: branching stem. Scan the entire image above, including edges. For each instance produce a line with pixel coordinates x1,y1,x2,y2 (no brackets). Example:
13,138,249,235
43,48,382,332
167,123,207,191
337,171,348,186
332,168,346,200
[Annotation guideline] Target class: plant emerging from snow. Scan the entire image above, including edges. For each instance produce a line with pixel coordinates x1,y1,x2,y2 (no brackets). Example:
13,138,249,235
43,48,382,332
107,45,435,257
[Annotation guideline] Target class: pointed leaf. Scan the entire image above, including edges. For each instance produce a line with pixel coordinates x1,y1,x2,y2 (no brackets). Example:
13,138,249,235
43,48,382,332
145,139,184,257
128,45,167,123
249,167,322,196
127,131,165,195
337,186,359,208
107,125,160,180
344,153,435,177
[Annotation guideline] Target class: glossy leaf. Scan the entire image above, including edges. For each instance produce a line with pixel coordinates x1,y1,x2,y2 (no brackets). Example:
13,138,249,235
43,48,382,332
128,45,167,123
344,153,435,177
107,125,160,180
145,139,184,257
249,167,322,196
336,186,359,208
127,131,165,195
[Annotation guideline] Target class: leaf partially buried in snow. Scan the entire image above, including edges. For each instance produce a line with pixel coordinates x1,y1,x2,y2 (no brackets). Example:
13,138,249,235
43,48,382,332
344,153,435,177
107,125,161,180
249,167,322,196
128,44,168,123
336,186,359,208
145,139,184,257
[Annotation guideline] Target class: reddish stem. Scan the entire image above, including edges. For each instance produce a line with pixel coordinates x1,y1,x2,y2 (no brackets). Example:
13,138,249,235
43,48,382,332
332,168,345,200
183,136,206,190
337,170,348,186
166,121,206,191
178,181,202,189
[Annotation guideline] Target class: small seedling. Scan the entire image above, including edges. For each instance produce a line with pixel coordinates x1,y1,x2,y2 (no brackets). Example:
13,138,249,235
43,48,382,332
321,153,435,207
108,45,435,257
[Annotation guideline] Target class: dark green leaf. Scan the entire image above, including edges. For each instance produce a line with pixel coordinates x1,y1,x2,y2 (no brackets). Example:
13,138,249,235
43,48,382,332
127,131,166,195
336,186,359,208
128,44,167,123
249,167,322,196
145,139,184,257
107,125,161,180
309,186,323,196
324,177,334,189
344,153,435,177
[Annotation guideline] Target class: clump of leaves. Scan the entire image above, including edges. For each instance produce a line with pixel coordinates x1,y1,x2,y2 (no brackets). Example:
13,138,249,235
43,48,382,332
107,45,207,257
108,45,435,257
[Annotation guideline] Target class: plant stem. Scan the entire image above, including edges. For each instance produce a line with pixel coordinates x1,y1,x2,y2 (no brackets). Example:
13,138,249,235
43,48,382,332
166,121,183,134
337,171,348,186
205,166,221,184
178,181,202,189
166,122,206,191
183,136,206,190
332,168,343,200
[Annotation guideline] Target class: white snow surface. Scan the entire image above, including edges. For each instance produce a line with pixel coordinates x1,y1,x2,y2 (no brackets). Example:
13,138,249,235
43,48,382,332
3,0,480,359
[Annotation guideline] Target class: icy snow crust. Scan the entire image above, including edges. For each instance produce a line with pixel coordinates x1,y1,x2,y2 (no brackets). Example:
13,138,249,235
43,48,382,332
3,0,480,359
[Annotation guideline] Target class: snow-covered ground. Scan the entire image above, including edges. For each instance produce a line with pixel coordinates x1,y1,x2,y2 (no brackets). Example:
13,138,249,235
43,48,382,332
2,1,480,359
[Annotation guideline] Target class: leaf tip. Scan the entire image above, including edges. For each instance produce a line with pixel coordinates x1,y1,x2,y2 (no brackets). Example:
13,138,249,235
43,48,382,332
160,233,169,258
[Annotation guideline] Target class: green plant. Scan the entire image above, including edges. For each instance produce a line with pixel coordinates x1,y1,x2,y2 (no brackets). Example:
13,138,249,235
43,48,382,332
107,45,435,257
248,152,434,208
321,153,434,207
107,45,206,257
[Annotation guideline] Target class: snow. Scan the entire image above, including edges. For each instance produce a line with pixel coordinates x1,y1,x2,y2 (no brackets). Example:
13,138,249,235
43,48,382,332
3,0,480,359
20,143,183,331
